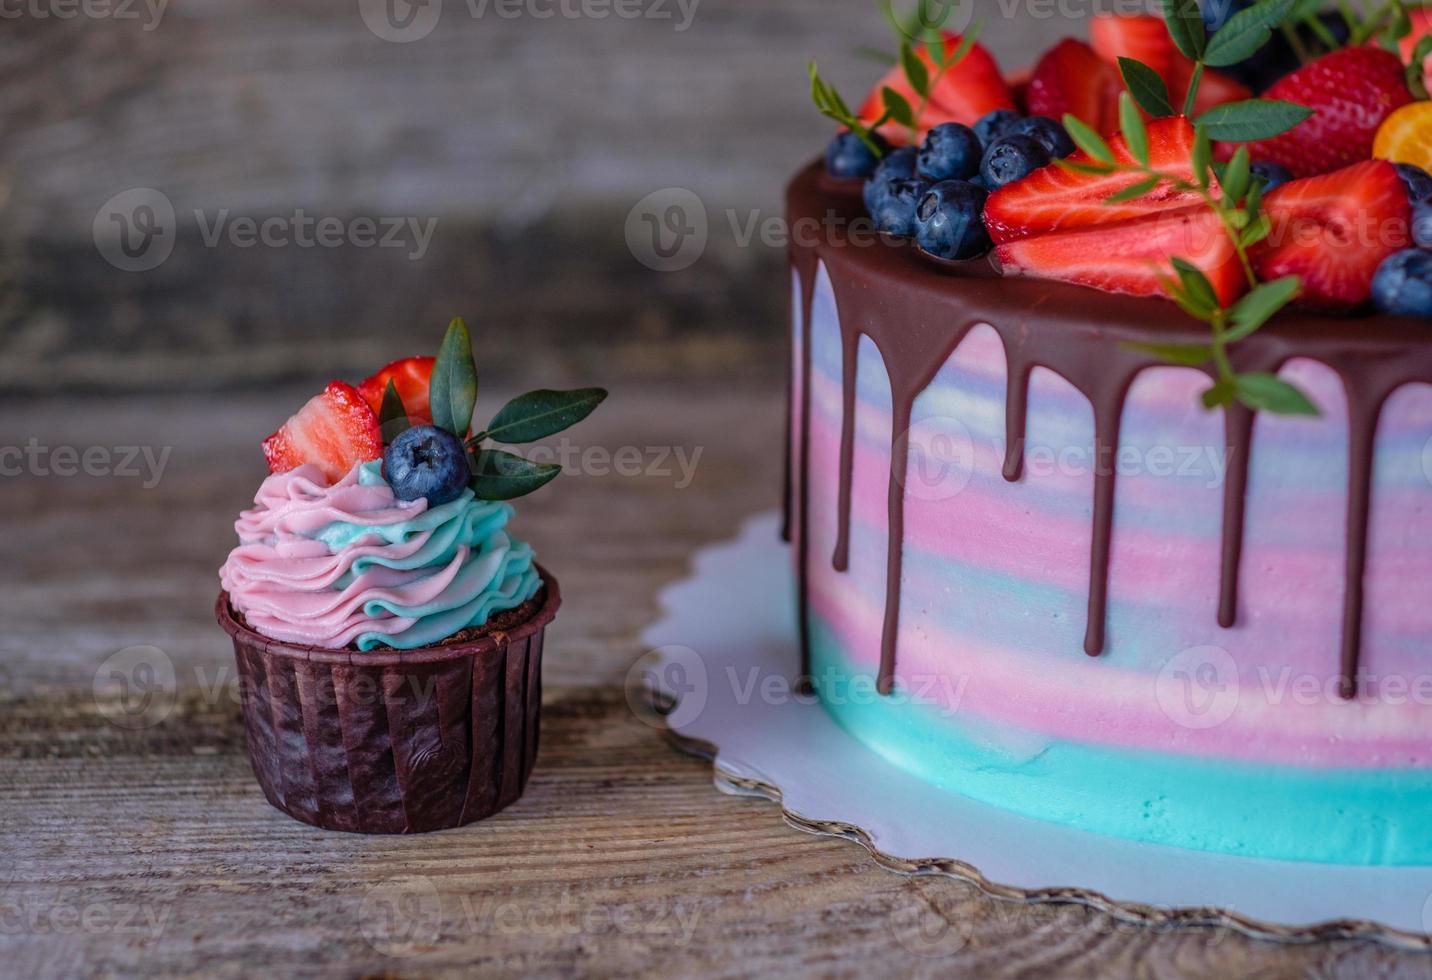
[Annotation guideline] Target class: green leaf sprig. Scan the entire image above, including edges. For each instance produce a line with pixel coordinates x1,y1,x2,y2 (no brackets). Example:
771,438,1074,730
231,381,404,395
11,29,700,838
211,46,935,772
877,0,983,143
808,61,890,158
425,317,608,500
1128,270,1317,415
1063,95,1317,416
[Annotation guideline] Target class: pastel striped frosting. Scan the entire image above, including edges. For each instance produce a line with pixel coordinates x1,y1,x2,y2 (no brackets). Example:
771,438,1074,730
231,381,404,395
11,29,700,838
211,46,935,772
221,461,540,650
793,261,1432,864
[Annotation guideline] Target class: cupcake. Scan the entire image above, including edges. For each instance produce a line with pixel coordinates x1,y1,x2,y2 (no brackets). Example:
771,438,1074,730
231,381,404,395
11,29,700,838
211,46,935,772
217,318,605,833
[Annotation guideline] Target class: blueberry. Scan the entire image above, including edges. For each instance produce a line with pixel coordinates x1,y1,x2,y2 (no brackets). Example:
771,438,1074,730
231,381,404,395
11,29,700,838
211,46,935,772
383,425,470,506
1395,163,1432,204
1413,200,1432,249
1371,249,1432,317
825,131,890,180
980,135,1051,190
917,123,982,182
1010,116,1075,159
974,109,1023,149
863,146,918,215
1200,0,1250,33
1249,161,1292,192
914,180,991,260
872,177,931,237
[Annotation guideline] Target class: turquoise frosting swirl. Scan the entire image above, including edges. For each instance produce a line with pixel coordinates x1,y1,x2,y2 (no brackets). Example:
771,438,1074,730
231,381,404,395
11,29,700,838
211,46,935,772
330,461,540,650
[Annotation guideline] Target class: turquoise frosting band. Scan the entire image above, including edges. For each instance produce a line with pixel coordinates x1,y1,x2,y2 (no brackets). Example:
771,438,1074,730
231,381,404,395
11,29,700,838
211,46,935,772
812,617,1432,866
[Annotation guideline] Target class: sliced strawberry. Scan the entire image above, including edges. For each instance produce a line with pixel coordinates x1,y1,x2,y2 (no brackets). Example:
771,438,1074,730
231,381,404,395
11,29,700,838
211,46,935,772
1026,39,1121,133
262,380,383,482
1246,46,1412,178
858,35,1016,139
997,206,1244,305
1090,13,1176,80
1251,159,1411,310
357,356,435,425
984,116,1207,244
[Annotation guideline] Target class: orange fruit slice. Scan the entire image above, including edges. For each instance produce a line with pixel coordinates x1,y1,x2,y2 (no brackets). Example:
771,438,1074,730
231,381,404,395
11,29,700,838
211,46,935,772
1373,101,1432,171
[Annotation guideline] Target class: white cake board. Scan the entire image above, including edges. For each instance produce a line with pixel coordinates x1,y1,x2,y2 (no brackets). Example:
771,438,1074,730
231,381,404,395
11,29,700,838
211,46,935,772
637,512,1432,948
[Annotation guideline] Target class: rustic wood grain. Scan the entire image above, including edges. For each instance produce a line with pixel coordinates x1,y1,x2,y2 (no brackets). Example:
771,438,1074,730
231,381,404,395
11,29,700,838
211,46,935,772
1,382,1427,977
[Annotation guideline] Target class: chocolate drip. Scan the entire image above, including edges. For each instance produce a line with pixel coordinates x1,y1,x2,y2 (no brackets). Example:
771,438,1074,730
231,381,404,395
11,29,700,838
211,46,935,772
784,161,1432,699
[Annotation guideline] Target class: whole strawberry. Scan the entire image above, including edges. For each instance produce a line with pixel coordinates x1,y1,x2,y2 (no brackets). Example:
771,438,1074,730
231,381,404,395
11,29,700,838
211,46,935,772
1247,46,1412,178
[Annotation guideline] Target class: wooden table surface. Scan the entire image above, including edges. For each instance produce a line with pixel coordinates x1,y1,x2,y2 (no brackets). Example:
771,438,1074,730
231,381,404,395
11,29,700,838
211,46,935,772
1,380,1425,978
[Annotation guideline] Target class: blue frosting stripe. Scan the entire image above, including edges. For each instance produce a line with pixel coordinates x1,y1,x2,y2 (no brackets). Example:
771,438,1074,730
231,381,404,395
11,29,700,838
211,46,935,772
811,617,1432,866
316,461,541,651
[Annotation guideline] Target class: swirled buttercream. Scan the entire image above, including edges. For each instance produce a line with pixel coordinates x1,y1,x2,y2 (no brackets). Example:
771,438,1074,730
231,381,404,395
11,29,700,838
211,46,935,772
220,461,541,650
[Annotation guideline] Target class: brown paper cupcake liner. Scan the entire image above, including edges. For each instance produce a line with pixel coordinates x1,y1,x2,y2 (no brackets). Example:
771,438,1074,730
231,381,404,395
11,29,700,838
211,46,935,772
215,565,560,834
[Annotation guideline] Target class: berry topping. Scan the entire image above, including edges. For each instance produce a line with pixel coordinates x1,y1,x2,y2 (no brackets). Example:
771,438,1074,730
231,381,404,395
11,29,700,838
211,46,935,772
825,130,889,179
1371,249,1432,317
864,146,917,214
262,381,383,482
1249,160,1293,193
1009,116,1075,158
383,424,471,506
1246,46,1412,178
914,180,991,260
1251,160,1412,310
872,176,931,237
1027,39,1120,133
981,134,1051,190
1374,102,1432,179
358,356,435,425
1413,199,1432,249
1090,12,1176,80
974,109,1023,149
858,35,1016,138
996,205,1243,304
917,122,983,181
984,116,1206,244
1394,162,1432,203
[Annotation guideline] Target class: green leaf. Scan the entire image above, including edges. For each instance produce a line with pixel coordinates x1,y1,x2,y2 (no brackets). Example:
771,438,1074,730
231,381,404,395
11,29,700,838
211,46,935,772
882,86,916,128
1195,99,1313,142
1226,275,1300,341
1222,145,1251,205
1104,174,1163,204
1204,0,1298,66
1239,211,1272,248
1124,341,1216,366
1062,114,1114,163
900,41,929,98
1171,256,1219,312
1161,0,1208,60
1057,159,1119,176
1191,123,1213,189
1234,372,1320,415
1202,377,1238,409
1183,61,1205,118
947,22,983,66
378,379,410,443
1120,57,1175,118
1119,92,1150,166
469,449,562,501
1409,34,1432,99
482,387,608,444
429,317,479,438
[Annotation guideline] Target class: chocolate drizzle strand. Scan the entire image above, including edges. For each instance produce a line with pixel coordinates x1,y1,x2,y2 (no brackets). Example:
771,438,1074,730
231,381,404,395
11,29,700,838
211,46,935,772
784,160,1432,700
